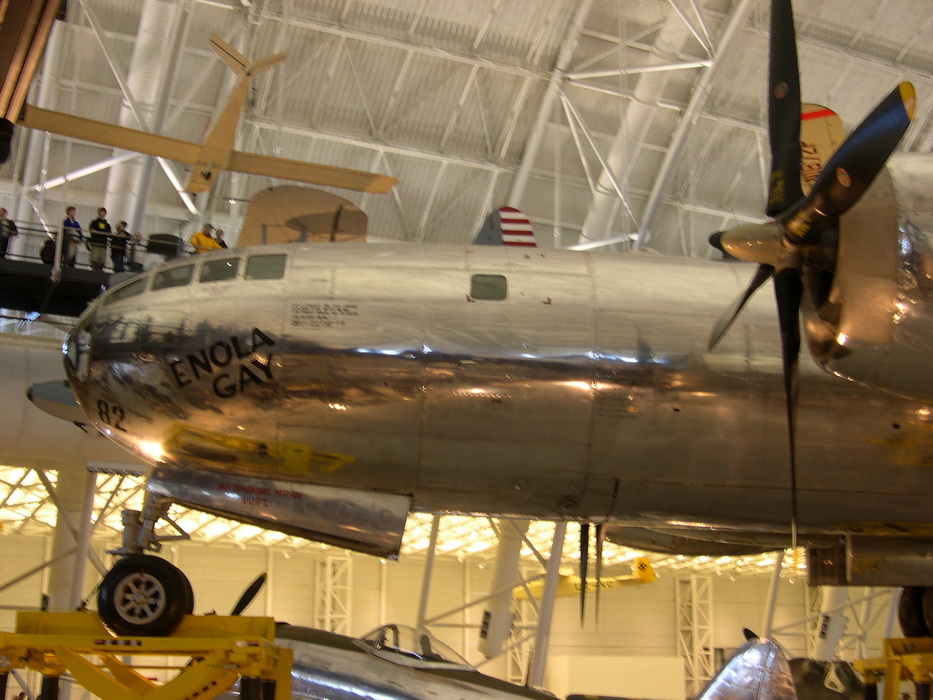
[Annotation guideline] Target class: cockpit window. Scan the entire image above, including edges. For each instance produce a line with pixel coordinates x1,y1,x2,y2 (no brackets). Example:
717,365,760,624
200,257,240,283
245,254,286,280
355,625,474,670
103,277,147,305
152,264,194,290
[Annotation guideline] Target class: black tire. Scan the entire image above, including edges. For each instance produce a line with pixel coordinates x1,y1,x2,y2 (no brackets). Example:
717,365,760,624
182,573,195,615
898,586,930,638
920,587,933,639
97,555,193,636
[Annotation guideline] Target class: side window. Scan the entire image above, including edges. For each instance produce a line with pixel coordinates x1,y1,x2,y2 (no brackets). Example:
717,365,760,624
470,274,507,301
152,264,194,290
200,257,240,283
245,254,287,280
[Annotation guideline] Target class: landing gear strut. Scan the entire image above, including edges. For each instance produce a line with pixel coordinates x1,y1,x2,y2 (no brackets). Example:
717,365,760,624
97,496,193,637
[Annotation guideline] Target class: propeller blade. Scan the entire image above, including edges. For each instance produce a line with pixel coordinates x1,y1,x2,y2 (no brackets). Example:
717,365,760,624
231,572,267,616
766,0,803,217
781,82,915,243
708,231,727,255
595,523,606,627
773,268,802,549
708,264,773,350
579,523,589,625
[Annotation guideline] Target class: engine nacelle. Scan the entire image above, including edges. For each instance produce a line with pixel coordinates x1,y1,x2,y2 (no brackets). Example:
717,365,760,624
804,155,933,403
808,535,933,586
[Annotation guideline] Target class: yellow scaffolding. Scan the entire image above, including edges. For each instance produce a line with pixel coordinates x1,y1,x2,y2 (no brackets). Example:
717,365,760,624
853,638,933,700
0,611,292,700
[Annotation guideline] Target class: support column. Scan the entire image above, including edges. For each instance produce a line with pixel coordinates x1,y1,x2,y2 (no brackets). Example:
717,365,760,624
677,575,714,697
415,515,441,632
478,519,529,659
127,0,194,234
883,589,898,639
70,469,98,607
761,550,785,637
811,587,849,661
101,0,178,223
507,0,594,208
856,587,875,659
526,520,567,688
45,467,97,612
637,0,758,247
313,555,351,634
578,15,692,245
13,14,66,231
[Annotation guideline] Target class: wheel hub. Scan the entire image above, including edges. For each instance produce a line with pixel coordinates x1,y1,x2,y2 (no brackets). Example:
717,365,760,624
116,573,166,621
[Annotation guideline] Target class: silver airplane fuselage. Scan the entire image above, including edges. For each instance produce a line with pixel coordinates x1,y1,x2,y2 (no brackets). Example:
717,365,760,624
244,624,556,700
63,225,933,545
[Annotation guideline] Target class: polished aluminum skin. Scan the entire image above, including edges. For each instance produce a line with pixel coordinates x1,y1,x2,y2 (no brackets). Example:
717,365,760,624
695,636,797,700
807,155,933,402
63,229,933,556
148,463,409,557
219,624,556,700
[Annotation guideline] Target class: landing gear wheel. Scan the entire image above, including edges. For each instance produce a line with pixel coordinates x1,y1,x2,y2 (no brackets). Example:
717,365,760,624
182,573,195,615
98,555,193,636
920,587,933,638
898,586,930,638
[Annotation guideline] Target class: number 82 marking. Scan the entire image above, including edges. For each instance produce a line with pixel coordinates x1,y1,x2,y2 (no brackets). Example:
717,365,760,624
96,399,127,432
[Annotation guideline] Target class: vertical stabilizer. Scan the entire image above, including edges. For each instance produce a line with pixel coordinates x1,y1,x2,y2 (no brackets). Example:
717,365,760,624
185,37,288,193
473,206,536,247
209,35,248,74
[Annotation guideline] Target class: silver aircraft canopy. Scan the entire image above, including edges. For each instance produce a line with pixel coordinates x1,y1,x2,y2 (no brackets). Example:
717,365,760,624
354,624,474,671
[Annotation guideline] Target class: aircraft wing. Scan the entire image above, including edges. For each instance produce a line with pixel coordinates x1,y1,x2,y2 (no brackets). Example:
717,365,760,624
227,150,397,194
19,104,397,194
20,105,202,162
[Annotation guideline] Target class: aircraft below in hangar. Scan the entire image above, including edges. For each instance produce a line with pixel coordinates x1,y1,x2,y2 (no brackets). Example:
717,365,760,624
25,0,933,645
213,621,857,700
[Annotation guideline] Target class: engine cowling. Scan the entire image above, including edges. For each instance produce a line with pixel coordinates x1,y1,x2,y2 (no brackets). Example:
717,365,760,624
804,154,933,403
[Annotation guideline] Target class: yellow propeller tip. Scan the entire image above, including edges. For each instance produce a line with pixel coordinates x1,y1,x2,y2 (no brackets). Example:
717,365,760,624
900,82,916,121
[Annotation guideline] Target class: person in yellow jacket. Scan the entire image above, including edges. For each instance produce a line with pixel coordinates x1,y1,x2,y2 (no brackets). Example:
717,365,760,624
189,223,222,254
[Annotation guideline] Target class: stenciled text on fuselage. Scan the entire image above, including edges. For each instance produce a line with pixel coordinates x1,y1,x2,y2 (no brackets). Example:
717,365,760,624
169,328,276,398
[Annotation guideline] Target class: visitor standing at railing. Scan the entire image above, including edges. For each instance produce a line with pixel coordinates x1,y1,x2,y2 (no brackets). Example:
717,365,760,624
0,207,18,258
111,220,131,273
88,207,111,271
62,206,83,266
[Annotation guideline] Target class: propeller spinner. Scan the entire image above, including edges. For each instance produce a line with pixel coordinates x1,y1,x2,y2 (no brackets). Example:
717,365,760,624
708,0,915,545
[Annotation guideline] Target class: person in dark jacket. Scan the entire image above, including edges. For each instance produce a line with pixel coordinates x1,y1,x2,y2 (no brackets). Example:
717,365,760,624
110,220,130,273
0,207,18,258
88,207,111,271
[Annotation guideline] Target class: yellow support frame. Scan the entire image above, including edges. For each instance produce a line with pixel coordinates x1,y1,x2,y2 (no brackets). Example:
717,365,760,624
0,612,292,700
853,638,933,700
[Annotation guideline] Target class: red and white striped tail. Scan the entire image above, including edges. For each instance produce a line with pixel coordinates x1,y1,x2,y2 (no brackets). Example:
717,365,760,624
499,206,536,247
